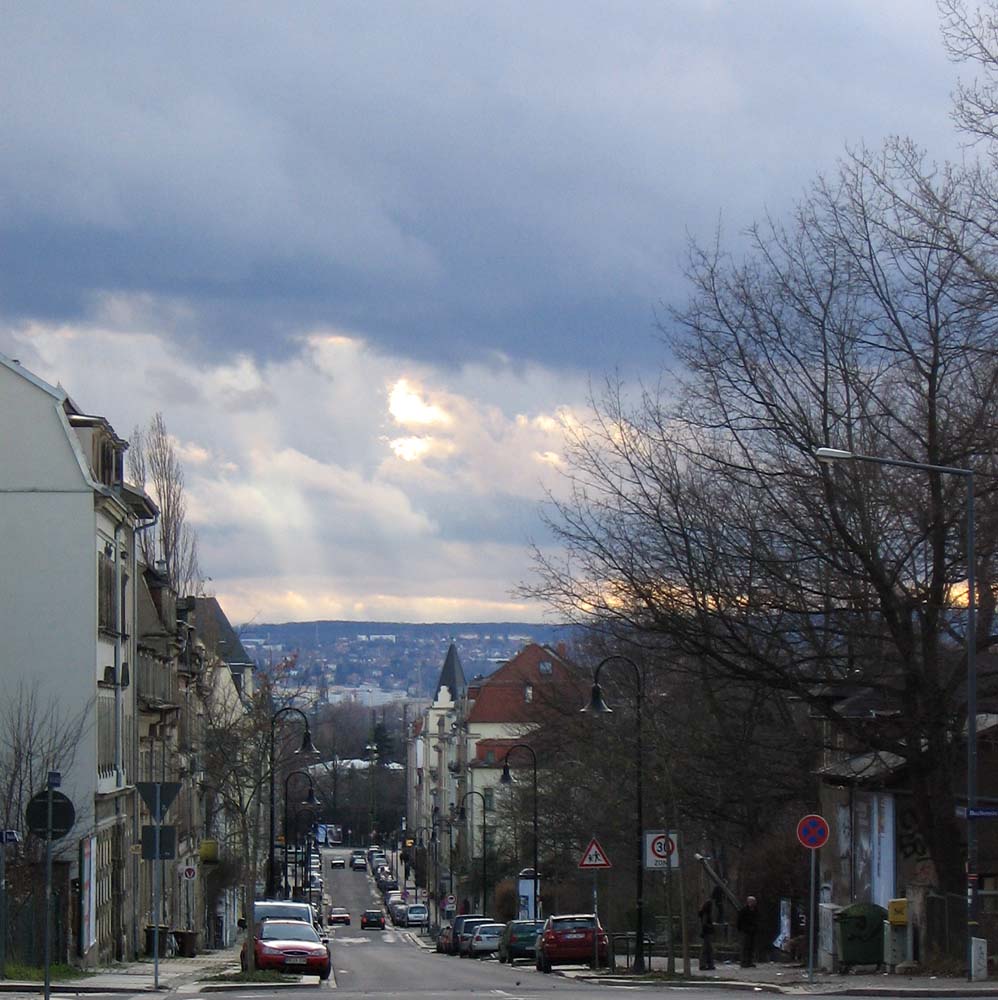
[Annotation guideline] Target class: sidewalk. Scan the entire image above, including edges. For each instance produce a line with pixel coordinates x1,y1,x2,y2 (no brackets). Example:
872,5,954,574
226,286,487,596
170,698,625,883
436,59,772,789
0,945,244,995
562,955,998,995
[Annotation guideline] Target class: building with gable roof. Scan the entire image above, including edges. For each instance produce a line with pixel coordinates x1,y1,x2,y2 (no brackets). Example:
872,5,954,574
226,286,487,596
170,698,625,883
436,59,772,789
0,353,157,964
406,641,583,921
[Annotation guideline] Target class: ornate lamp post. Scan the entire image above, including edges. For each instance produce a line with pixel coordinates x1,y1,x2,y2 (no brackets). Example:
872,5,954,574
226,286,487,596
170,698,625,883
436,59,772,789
816,446,977,978
583,655,646,972
500,743,539,919
282,770,320,898
460,790,489,915
268,707,319,898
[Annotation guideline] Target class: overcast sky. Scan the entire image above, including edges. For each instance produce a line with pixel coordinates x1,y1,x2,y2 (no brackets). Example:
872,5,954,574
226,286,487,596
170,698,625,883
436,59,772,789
1,1,966,625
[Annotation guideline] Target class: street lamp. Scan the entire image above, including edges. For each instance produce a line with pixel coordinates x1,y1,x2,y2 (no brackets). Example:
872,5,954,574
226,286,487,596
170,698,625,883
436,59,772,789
583,655,646,973
283,770,320,898
815,446,977,978
268,707,319,898
460,790,489,915
500,744,540,919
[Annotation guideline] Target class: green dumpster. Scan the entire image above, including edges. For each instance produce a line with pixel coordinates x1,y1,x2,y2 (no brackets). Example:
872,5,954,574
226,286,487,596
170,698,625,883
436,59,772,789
834,902,887,969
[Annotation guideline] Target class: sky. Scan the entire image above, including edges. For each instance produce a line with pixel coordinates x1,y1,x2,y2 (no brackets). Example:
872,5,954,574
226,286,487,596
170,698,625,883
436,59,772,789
0,1,967,625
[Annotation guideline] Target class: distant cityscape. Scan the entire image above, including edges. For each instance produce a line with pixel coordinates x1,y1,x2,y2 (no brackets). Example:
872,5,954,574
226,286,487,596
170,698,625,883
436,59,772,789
239,620,576,704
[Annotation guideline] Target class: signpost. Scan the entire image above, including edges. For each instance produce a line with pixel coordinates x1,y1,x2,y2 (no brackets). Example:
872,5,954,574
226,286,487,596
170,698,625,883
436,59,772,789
579,838,611,972
26,773,74,1000
136,782,181,987
0,829,21,979
797,814,829,984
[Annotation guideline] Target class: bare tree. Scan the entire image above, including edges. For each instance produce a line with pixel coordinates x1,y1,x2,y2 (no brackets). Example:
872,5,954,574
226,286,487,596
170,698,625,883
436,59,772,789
527,148,998,894
0,680,92,836
128,412,203,595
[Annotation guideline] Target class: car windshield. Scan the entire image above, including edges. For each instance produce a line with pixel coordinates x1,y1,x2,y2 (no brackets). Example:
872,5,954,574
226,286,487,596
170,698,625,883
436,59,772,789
552,917,596,931
478,923,504,934
364,910,381,918
260,921,319,942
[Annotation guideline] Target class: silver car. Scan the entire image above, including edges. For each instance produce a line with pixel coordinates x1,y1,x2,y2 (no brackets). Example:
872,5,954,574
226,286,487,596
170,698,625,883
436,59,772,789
469,921,505,957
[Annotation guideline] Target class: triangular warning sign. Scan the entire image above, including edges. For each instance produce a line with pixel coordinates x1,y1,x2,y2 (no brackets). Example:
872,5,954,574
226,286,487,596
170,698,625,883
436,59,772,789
578,836,612,869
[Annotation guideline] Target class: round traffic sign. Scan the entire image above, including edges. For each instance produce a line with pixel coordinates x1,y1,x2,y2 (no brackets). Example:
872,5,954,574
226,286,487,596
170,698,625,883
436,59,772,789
650,833,675,859
25,791,76,840
796,814,829,850
182,865,197,881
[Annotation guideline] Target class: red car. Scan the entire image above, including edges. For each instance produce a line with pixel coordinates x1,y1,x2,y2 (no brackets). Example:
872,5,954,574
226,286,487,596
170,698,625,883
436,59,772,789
536,914,609,972
328,907,351,926
241,919,331,980
361,908,386,930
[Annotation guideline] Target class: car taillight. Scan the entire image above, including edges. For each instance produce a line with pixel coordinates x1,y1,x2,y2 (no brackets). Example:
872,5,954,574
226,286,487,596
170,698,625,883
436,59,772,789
544,931,556,942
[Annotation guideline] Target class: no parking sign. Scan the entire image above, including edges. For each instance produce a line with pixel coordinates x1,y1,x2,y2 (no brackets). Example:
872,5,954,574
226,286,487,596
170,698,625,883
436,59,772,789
644,830,679,869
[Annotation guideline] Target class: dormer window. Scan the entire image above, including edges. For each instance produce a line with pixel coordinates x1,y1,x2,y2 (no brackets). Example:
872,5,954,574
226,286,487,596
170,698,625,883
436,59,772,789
539,660,552,675
524,684,533,703
485,749,495,764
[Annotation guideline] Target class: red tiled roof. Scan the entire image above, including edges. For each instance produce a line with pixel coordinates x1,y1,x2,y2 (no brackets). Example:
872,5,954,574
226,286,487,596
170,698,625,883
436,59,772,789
465,643,584,725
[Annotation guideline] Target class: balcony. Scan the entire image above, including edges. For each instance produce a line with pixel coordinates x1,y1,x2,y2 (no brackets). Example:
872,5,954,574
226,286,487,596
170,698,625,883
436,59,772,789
137,656,178,709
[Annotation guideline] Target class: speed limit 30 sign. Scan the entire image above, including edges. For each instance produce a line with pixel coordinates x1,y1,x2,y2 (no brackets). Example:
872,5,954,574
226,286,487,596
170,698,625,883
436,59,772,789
644,830,679,869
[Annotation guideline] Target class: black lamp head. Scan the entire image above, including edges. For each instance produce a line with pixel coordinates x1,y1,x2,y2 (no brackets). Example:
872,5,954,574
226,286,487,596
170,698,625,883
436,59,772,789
584,682,612,714
499,761,512,784
298,729,320,755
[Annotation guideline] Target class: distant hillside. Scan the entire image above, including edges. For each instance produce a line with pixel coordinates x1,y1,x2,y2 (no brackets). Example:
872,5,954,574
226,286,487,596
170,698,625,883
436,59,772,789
239,619,574,649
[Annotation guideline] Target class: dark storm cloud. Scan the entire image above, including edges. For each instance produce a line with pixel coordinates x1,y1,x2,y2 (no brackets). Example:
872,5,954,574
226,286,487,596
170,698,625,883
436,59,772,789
1,2,954,372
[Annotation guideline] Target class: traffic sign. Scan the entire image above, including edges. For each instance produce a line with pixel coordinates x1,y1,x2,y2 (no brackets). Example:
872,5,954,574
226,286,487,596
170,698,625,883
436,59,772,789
578,837,612,869
25,791,76,840
645,830,679,870
180,865,197,881
136,782,181,821
797,814,829,850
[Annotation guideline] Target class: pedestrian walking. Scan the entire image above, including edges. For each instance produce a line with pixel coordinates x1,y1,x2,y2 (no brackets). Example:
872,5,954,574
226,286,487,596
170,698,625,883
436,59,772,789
699,898,716,970
737,895,759,967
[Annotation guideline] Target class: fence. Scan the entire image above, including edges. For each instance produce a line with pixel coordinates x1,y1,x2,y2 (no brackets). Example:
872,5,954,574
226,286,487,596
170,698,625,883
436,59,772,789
3,879,70,970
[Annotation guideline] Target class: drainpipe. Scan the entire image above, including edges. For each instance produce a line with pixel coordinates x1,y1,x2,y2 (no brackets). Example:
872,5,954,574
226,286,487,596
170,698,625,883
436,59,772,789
114,522,123,785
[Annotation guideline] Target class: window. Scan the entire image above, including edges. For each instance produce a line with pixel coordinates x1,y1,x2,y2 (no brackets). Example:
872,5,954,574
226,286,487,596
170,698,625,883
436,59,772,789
485,749,495,764
97,551,114,632
538,660,552,675
524,684,533,703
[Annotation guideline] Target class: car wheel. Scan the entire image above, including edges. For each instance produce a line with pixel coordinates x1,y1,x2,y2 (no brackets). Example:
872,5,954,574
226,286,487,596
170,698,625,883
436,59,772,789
498,951,506,964
541,954,552,974
318,965,331,982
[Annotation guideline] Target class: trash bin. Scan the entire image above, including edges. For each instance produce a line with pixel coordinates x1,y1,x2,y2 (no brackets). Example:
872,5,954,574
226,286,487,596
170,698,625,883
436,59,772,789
834,903,887,969
144,924,170,957
173,929,198,957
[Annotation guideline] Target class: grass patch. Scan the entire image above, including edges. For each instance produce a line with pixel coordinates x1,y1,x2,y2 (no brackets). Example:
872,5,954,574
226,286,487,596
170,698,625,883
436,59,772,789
199,969,300,983
3,962,92,982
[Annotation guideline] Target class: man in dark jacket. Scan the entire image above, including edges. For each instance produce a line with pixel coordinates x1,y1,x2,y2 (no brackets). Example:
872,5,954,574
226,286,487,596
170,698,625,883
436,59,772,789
736,895,759,967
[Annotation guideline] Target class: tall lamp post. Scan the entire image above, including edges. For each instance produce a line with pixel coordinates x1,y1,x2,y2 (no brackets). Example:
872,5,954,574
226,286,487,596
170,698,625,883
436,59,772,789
500,743,540,919
268,707,319,898
460,790,489,915
583,655,646,973
283,770,320,898
815,446,977,978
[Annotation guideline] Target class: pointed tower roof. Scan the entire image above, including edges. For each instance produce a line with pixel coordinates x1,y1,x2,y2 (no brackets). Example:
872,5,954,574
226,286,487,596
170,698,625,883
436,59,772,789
434,642,467,704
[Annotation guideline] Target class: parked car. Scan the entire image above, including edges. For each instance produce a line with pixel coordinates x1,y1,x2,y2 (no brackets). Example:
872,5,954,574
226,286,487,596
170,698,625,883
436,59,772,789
535,914,609,972
240,919,331,980
378,876,399,894
498,919,544,964
436,923,453,953
327,907,350,926
389,901,408,926
470,921,505,957
405,903,429,928
360,908,386,930
447,914,484,955
458,917,494,956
